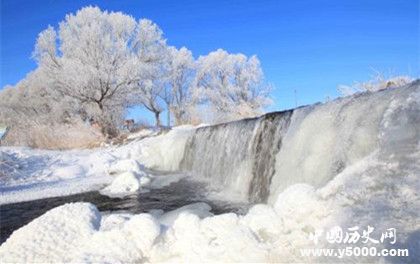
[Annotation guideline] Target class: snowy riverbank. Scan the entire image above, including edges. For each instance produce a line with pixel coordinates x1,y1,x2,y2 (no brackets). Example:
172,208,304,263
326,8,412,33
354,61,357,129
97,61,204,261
1,84,419,263
0,125,196,205
1,147,419,262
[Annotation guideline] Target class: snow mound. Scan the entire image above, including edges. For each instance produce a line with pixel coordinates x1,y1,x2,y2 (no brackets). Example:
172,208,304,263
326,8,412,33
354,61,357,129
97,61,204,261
100,171,151,197
0,203,161,263
100,158,152,197
158,202,213,226
0,203,101,263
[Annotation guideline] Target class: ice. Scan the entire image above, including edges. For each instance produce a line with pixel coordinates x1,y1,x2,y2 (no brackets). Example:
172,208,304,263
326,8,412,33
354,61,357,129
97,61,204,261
116,125,196,171
99,158,153,197
158,202,213,226
100,171,149,197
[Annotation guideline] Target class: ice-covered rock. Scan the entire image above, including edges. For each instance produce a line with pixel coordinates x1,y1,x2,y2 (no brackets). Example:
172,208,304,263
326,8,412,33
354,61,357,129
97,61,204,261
100,171,150,197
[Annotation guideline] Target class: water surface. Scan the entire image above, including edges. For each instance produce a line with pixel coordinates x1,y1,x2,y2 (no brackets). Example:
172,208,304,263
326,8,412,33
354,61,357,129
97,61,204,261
0,178,248,244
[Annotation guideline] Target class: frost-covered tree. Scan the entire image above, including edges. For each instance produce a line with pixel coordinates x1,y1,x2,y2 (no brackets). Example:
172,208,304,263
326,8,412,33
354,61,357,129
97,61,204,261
6,6,275,141
132,19,169,127
0,68,71,125
338,72,414,96
34,7,142,135
0,68,102,148
161,46,196,125
193,49,271,123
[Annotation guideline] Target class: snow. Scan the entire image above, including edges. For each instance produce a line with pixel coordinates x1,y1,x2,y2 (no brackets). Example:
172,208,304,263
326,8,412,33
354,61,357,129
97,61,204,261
99,159,152,198
0,203,101,262
158,202,213,226
0,147,115,204
1,144,419,262
106,159,144,175
1,85,419,262
100,172,147,198
126,128,158,140
114,125,196,171
0,203,160,263
0,125,197,204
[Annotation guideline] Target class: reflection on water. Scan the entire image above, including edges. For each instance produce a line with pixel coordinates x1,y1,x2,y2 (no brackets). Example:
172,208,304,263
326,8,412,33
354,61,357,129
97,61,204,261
0,178,248,244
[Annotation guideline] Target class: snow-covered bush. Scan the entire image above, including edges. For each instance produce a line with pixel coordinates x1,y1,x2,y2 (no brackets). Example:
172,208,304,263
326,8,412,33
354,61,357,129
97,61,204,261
338,72,414,96
0,68,105,149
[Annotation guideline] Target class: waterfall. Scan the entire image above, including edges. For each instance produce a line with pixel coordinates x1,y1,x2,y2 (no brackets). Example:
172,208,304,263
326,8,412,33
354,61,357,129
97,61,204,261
171,81,419,204
180,110,293,202
248,111,292,203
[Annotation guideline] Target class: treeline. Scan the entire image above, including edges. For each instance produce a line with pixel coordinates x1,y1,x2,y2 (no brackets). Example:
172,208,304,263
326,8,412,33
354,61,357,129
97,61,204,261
0,6,271,147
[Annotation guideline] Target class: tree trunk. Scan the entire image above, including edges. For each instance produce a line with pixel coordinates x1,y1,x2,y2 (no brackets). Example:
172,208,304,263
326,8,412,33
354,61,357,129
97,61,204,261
174,112,182,126
166,102,171,127
173,108,185,126
154,111,161,127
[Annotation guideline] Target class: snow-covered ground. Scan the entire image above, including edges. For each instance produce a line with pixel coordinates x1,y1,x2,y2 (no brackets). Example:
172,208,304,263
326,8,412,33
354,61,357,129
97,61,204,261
0,147,114,204
0,126,196,204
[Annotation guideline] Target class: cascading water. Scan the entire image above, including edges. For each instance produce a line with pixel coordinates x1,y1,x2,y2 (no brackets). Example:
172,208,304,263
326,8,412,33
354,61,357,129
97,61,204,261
180,110,293,203
180,117,260,201
246,111,292,203
178,81,419,204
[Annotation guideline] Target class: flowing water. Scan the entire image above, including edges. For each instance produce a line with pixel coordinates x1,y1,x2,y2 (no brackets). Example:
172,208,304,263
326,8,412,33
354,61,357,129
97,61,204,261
0,178,248,244
181,110,293,203
180,82,419,203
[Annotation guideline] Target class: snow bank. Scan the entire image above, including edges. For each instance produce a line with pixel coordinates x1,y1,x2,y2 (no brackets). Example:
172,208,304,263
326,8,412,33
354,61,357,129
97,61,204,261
0,147,115,204
0,203,161,263
114,125,196,171
0,203,101,263
0,125,197,204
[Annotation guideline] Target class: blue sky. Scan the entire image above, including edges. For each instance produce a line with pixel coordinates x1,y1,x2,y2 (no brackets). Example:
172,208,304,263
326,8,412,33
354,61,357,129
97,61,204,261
1,0,418,123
